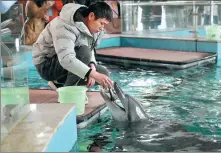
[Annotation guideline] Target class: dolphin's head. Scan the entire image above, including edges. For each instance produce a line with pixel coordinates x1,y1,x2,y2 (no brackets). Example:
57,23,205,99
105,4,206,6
100,82,148,122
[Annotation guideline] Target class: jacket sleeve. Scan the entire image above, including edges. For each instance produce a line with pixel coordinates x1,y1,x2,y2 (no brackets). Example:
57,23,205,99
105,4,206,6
52,26,90,79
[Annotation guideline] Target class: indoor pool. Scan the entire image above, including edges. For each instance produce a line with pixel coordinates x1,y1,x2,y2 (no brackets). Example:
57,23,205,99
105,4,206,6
75,63,221,152
3,61,221,151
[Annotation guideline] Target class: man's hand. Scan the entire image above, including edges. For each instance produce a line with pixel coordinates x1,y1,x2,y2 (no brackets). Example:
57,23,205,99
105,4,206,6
89,69,113,89
86,77,95,88
85,63,96,88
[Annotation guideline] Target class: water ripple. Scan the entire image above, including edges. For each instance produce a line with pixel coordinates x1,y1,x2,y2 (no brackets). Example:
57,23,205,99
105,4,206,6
76,64,221,152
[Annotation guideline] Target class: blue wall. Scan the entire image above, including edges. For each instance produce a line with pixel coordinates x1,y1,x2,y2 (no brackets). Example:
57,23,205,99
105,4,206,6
98,36,219,53
97,36,220,66
97,37,121,49
45,106,78,152
120,37,196,51
217,43,221,66
197,41,217,53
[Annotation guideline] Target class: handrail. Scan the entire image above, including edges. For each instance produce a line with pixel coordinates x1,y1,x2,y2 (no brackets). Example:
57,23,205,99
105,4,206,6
1,28,11,36
1,28,13,58
1,19,12,29
123,1,221,6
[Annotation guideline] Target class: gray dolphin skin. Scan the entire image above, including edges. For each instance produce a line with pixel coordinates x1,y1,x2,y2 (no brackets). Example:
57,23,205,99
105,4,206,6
100,82,148,122
100,83,221,152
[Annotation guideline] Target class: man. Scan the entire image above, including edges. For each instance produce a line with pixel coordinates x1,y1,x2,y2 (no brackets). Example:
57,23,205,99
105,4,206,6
33,2,113,89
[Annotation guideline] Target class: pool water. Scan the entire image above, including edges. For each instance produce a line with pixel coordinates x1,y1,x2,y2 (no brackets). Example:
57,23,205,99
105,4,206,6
2,61,220,151
75,63,221,152
28,66,49,89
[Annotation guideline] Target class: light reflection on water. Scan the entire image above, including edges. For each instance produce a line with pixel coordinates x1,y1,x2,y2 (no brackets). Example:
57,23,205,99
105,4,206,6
5,62,220,151
76,64,221,152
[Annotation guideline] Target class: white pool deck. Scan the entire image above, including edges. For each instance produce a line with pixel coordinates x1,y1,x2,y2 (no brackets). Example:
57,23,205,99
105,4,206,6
1,104,75,152
1,90,106,152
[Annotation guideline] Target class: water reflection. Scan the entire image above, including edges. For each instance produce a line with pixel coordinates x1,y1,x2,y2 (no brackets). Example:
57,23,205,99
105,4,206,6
77,64,221,152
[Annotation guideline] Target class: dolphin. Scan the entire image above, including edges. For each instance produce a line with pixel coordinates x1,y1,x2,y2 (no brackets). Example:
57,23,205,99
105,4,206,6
100,82,149,122
99,83,221,151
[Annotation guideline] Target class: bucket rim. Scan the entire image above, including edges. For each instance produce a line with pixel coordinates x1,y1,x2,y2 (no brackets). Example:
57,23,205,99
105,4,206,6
57,86,87,92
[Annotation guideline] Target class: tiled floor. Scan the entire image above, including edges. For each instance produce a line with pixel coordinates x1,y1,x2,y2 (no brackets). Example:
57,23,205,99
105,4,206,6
1,103,75,152
1,104,31,142
29,89,106,118
97,47,215,64
29,89,58,104
1,90,105,152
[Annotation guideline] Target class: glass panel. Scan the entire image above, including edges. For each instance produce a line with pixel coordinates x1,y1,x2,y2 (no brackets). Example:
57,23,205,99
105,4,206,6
1,1,30,141
121,1,134,33
120,1,221,40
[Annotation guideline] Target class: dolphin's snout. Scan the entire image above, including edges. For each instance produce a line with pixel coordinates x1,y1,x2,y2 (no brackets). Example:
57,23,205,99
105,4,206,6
100,82,148,122
114,82,126,103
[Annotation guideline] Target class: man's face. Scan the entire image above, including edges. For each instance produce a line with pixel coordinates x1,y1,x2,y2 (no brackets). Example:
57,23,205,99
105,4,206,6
87,12,109,33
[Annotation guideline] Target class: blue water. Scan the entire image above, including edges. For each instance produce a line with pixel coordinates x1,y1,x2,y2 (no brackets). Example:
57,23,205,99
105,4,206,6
28,66,49,89
75,63,221,152
2,54,221,151
1,48,221,151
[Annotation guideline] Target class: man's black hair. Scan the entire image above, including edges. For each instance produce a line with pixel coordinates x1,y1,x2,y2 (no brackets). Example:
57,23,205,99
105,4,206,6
75,0,102,7
33,0,46,7
82,2,113,22
75,0,89,6
62,0,76,5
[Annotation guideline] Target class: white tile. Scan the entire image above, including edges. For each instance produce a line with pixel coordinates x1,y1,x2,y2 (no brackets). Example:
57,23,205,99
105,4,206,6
1,132,53,152
1,104,75,152
1,104,31,143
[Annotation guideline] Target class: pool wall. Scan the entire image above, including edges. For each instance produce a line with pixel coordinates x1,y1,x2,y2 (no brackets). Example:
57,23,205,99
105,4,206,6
217,43,221,66
21,35,220,67
97,36,221,66
44,106,78,152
